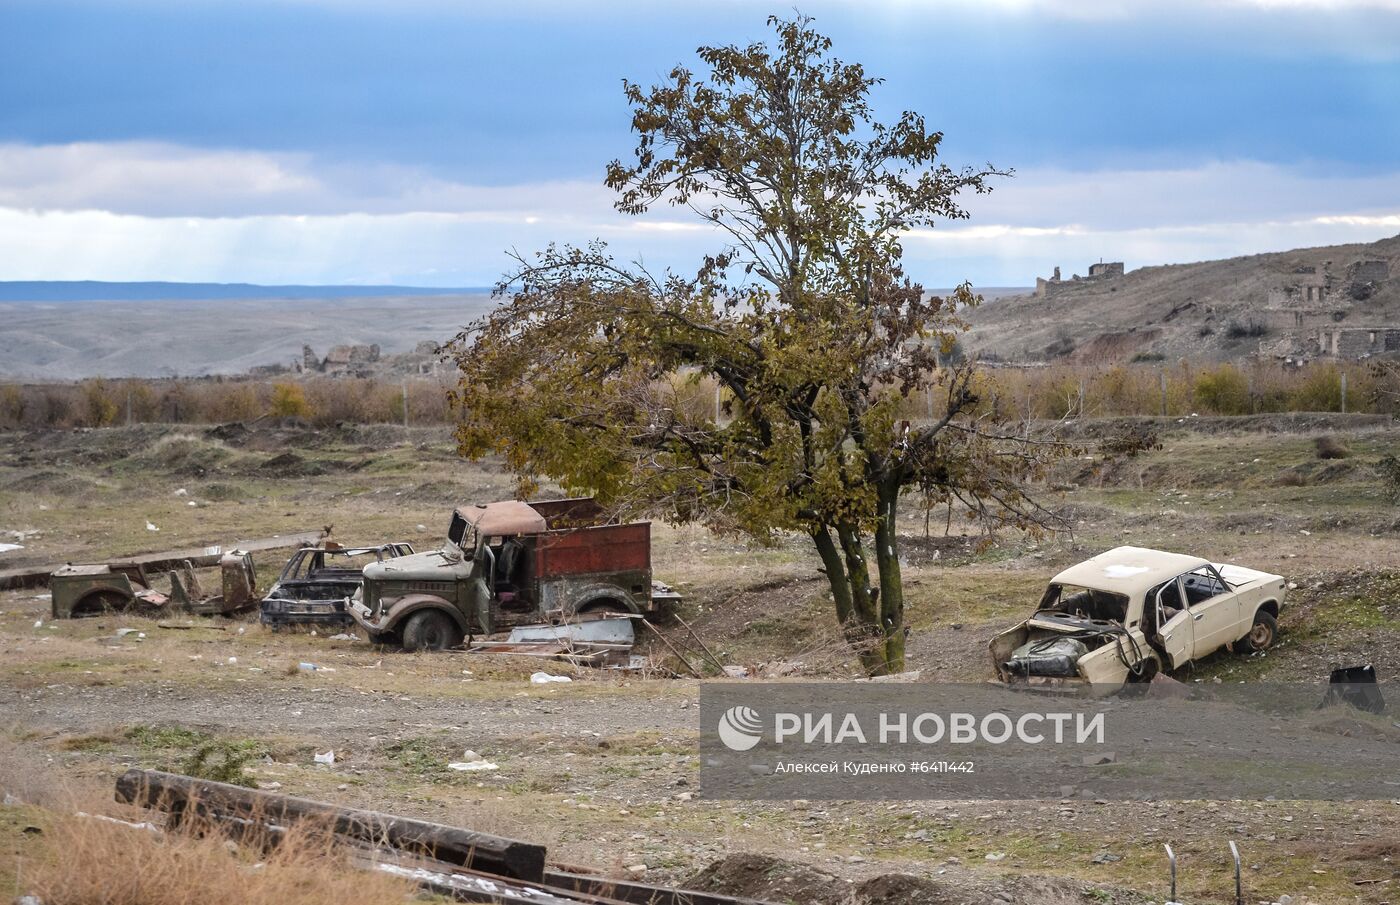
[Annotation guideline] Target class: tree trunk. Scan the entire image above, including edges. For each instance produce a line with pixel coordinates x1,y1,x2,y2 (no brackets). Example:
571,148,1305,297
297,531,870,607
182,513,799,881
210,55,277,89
809,522,898,676
873,484,905,674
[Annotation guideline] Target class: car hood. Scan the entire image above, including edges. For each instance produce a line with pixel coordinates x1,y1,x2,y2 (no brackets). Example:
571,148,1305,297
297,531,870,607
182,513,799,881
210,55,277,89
363,547,462,579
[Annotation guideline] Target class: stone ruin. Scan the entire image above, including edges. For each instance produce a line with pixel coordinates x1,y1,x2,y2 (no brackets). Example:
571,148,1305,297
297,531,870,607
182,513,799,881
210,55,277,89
301,343,381,376
1260,258,1398,360
1035,260,1124,298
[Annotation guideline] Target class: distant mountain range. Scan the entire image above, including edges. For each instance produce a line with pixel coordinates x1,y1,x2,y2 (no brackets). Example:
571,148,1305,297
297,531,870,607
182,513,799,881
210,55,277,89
0,281,487,302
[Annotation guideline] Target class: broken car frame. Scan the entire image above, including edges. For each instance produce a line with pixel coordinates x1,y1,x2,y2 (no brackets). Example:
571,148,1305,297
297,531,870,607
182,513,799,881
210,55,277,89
260,541,415,629
50,551,259,619
990,546,1286,688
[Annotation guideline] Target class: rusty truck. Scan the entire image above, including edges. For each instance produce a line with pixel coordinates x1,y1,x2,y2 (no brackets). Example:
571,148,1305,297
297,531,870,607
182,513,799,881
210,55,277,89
349,498,681,651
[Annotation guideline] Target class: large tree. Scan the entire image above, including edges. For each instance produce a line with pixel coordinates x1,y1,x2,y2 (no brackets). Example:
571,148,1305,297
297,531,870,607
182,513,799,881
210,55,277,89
448,15,1070,674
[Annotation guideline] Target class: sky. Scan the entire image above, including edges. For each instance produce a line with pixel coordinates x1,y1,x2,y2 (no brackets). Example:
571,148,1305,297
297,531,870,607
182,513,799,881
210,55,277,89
2,0,1400,288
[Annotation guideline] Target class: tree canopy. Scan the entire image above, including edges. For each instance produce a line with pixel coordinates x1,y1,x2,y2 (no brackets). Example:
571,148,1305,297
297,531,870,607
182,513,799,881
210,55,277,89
447,15,1073,674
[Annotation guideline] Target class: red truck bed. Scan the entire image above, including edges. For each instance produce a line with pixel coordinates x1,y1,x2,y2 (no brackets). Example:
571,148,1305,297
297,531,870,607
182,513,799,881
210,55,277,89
534,523,651,578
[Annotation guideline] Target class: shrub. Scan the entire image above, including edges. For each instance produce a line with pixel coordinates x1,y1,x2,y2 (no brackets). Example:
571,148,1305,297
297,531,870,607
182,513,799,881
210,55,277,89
270,382,311,418
81,378,121,427
1224,320,1267,340
1193,365,1250,415
180,740,260,786
1289,366,1343,412
1315,435,1351,460
1378,454,1400,503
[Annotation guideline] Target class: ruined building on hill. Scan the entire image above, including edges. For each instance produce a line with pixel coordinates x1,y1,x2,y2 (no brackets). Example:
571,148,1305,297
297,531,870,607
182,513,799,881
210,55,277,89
249,341,442,378
1034,260,1124,298
1258,258,1400,360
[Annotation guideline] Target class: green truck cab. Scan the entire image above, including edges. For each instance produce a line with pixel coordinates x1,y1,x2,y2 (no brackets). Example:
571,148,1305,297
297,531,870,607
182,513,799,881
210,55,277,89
350,497,680,651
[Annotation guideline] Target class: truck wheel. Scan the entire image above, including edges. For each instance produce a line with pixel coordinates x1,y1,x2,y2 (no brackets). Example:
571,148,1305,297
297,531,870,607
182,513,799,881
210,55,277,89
1237,610,1277,653
401,610,463,652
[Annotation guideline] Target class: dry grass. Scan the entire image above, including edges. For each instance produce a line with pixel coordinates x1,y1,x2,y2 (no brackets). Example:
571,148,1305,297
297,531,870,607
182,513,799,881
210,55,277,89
25,813,417,905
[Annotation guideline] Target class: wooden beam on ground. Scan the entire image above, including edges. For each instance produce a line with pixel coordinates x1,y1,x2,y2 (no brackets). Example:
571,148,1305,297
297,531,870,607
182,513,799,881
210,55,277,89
0,531,323,590
114,768,546,882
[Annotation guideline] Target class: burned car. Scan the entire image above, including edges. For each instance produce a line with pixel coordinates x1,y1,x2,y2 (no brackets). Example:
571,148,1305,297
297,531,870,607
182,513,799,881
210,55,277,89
990,546,1286,688
260,542,414,629
51,552,258,619
351,497,681,651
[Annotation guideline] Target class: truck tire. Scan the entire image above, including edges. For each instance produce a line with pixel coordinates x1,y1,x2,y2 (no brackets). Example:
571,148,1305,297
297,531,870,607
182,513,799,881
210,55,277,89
1236,610,1277,654
401,610,463,652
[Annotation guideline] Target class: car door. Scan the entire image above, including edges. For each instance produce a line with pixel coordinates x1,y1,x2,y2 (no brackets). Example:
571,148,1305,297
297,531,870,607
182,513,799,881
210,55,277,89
1180,565,1240,659
1153,579,1194,669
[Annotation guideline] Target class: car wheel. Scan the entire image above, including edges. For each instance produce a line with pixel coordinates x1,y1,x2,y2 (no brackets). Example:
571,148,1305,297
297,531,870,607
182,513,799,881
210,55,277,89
1237,610,1277,653
401,610,462,652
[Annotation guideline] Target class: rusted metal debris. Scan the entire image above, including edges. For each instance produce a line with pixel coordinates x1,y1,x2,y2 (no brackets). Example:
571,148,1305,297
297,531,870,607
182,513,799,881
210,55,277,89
115,768,774,905
51,551,260,619
468,614,647,668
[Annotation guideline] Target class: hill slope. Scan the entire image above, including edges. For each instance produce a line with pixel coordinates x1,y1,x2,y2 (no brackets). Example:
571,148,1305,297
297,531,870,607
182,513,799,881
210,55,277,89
963,233,1400,363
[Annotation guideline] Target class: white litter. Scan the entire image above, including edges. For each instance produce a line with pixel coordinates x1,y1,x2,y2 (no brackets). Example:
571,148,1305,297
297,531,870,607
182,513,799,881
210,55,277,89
174,488,188,496
314,751,335,765
530,672,572,684
328,633,356,641
0,542,23,554
145,520,159,532
33,619,42,629
116,628,140,638
298,662,319,672
447,760,499,772
188,501,198,507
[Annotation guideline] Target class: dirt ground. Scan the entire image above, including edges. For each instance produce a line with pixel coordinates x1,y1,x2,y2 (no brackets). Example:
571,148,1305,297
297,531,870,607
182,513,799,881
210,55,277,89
2,416,1398,904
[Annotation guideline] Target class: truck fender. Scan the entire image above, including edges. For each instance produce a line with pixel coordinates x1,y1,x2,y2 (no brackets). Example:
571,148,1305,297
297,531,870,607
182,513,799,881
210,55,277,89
573,586,641,615
380,594,471,635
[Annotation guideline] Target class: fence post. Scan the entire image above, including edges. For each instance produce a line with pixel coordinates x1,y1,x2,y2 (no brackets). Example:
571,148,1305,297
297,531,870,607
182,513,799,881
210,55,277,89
402,381,409,428
1160,370,1168,417
1340,371,1348,413
1078,377,1085,418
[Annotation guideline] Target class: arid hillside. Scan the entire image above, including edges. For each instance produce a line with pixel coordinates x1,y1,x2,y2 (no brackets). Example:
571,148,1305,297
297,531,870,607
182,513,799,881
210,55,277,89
963,233,1400,364
0,294,494,380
